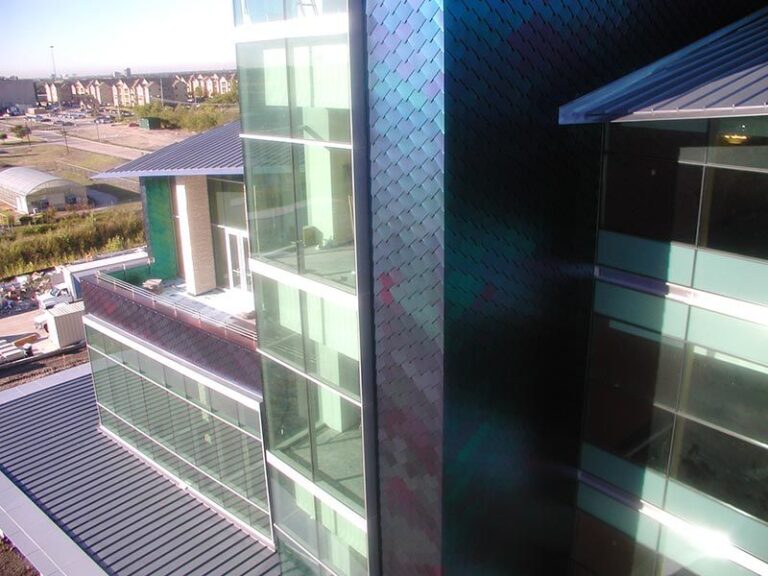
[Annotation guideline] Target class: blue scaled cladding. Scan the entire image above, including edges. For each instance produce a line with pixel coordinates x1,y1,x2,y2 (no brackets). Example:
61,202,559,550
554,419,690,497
367,0,444,575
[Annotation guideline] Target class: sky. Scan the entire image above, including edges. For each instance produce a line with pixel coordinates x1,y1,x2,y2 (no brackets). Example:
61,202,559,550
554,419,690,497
0,0,236,78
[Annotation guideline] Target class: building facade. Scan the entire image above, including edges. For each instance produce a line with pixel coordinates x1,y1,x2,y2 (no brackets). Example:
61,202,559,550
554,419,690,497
80,2,768,576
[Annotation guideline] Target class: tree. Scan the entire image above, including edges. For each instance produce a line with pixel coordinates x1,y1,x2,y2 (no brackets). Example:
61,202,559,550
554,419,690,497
11,125,30,139
0,132,7,141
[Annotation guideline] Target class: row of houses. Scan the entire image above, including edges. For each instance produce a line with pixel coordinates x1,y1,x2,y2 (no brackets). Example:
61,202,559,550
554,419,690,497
43,72,237,108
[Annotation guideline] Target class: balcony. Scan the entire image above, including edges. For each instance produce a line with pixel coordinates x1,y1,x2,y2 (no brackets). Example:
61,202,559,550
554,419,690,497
81,270,262,393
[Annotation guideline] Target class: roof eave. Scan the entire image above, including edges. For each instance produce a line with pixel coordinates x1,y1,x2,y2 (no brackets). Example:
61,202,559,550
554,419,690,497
94,167,244,180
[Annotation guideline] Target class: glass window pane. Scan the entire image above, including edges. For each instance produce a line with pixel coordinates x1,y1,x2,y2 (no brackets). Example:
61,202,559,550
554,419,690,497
588,315,681,409
571,511,658,576
304,292,360,398
210,389,239,426
287,36,351,143
165,365,186,397
103,333,123,364
682,346,768,445
263,360,312,478
139,353,166,387
708,117,768,171
285,0,348,18
185,376,210,409
211,226,230,288
242,0,283,23
85,325,105,353
310,385,364,513
238,41,290,136
317,499,368,576
270,468,319,556
607,121,709,162
294,145,356,288
670,417,768,523
238,403,262,438
255,276,305,368
584,315,680,473
603,154,701,244
208,176,247,230
700,167,768,260
246,139,298,268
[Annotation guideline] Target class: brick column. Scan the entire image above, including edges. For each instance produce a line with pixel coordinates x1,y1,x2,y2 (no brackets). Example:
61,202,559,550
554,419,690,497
174,176,216,296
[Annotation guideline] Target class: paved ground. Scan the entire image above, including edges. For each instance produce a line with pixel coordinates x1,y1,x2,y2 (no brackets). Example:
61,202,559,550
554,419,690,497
1,118,192,160
0,309,54,355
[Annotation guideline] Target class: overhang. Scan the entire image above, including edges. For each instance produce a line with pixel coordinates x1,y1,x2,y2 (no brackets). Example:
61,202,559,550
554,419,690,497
94,121,244,179
559,7,768,124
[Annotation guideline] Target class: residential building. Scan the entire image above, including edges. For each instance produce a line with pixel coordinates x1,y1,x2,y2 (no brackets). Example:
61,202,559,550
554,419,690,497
71,2,768,576
0,78,37,108
87,79,114,106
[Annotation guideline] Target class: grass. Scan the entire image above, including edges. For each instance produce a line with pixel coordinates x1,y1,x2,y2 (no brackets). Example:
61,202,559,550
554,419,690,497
0,144,123,175
0,208,145,279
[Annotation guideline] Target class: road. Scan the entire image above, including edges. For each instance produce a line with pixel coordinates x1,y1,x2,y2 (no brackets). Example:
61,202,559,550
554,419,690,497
28,127,147,160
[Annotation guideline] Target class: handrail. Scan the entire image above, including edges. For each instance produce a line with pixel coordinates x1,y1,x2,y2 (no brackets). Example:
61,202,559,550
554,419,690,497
90,272,258,343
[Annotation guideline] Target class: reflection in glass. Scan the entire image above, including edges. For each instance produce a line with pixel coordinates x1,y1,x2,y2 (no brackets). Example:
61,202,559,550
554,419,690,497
310,385,364,513
91,348,270,535
699,167,768,260
602,154,701,244
607,120,708,162
271,468,319,555
256,276,305,367
263,360,312,477
670,417,768,524
208,176,246,229
238,41,291,136
287,36,351,142
683,346,768,446
584,315,681,472
241,0,284,24
247,141,356,289
571,511,657,576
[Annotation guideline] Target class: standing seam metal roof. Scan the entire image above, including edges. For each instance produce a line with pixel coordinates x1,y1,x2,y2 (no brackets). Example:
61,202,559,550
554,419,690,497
559,7,768,124
0,373,282,576
94,121,244,179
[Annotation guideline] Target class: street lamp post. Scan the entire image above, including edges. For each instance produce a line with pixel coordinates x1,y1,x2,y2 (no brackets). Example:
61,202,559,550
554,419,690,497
49,45,57,80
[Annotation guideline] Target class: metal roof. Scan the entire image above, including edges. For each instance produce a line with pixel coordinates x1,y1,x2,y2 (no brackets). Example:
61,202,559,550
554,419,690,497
0,369,281,576
559,7,768,124
94,121,244,179
0,167,77,197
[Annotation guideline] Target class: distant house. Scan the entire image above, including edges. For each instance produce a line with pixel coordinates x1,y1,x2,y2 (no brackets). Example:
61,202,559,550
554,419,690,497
87,79,114,106
44,81,75,105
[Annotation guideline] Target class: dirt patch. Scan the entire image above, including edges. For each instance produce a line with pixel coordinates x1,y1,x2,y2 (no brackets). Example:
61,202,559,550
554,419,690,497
0,346,89,391
0,537,39,576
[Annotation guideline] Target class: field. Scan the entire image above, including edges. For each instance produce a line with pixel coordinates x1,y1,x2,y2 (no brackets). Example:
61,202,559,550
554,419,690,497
0,208,145,279
0,143,124,181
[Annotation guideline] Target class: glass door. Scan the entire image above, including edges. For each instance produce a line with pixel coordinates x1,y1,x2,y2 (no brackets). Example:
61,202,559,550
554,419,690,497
226,231,252,292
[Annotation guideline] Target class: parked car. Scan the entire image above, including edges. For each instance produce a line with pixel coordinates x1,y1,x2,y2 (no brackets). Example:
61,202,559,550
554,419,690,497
38,283,74,309
94,116,112,124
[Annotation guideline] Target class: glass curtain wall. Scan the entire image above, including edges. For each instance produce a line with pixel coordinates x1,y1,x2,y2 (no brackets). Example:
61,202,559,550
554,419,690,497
86,325,271,539
235,2,367,574
576,117,768,575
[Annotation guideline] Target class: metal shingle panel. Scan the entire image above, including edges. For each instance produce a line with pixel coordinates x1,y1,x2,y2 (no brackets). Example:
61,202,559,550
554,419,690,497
560,7,768,123
0,372,279,575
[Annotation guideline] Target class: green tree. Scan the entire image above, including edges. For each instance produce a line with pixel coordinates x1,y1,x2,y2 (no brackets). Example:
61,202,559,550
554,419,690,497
11,125,31,139
0,132,7,141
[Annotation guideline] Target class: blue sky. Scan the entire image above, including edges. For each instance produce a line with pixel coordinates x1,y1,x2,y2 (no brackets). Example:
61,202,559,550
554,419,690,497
0,0,236,78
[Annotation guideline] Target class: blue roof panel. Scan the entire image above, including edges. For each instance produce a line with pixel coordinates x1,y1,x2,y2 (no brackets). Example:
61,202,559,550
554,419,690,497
560,7,768,124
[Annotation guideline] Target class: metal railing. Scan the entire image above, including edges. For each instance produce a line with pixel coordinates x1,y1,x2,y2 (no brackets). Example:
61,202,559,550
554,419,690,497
90,271,258,347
